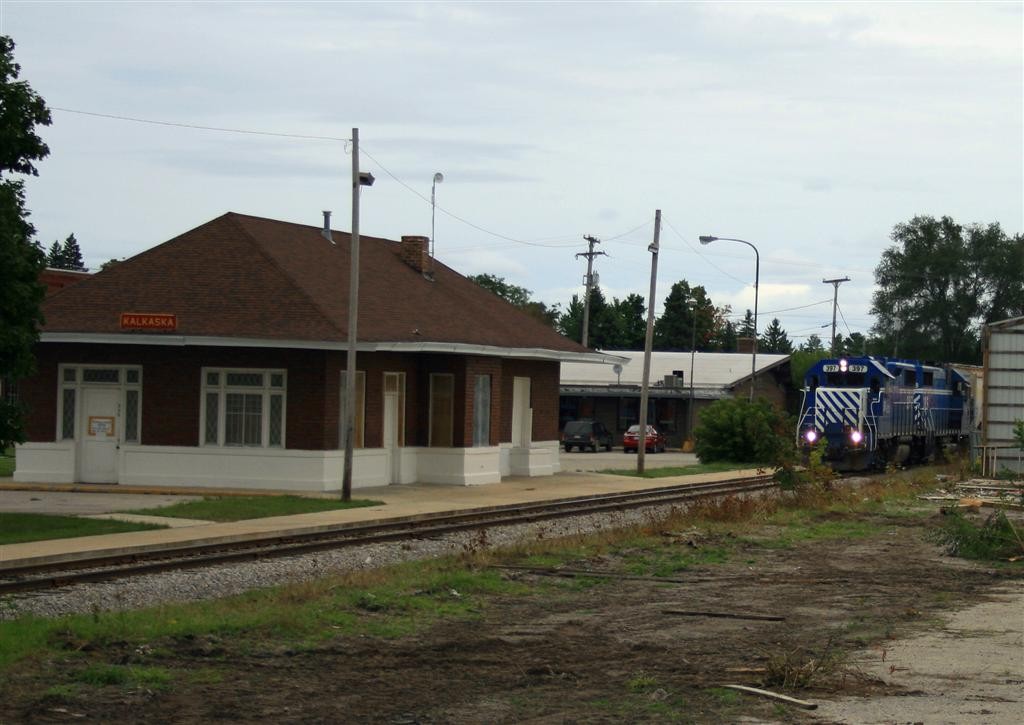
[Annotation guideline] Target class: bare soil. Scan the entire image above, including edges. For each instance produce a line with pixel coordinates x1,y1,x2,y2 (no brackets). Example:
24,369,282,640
3,507,1022,724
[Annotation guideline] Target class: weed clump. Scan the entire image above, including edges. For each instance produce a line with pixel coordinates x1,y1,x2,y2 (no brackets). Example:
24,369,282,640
933,509,1024,561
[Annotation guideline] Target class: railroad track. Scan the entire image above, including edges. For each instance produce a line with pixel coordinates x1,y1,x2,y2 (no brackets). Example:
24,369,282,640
0,473,777,596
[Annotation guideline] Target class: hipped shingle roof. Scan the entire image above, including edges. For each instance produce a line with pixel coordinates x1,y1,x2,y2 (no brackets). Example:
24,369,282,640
42,212,591,355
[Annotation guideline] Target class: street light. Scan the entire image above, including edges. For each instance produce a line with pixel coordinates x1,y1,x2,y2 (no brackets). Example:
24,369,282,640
431,172,444,260
699,235,760,403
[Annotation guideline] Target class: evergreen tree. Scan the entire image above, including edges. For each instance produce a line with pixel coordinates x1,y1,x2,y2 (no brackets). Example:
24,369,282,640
800,334,826,353
759,318,793,354
59,233,83,269
653,280,716,351
45,233,84,270
0,36,50,450
738,309,756,338
559,295,584,342
45,240,62,267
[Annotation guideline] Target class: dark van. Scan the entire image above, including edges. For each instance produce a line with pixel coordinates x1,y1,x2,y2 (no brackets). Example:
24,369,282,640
562,420,613,452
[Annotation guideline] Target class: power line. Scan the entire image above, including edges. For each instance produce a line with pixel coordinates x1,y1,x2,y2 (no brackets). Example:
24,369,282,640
52,107,350,142
661,217,750,286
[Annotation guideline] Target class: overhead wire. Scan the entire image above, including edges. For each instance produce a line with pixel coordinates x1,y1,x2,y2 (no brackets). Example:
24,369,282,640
661,216,750,286
52,105,877,333
52,107,350,142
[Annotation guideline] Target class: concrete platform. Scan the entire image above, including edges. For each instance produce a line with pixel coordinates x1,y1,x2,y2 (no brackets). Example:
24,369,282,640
0,468,768,572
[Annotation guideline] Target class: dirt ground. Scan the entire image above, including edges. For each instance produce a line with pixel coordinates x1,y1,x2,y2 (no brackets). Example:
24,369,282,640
3,504,1023,724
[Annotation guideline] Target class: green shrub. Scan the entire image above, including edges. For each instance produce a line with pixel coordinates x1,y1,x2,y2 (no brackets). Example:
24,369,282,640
693,397,793,465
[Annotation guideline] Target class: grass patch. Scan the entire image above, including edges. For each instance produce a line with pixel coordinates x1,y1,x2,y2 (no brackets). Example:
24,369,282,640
74,664,172,689
932,509,1024,561
599,461,761,478
621,546,732,577
0,452,14,477
0,513,166,545
121,495,383,522
0,558,529,672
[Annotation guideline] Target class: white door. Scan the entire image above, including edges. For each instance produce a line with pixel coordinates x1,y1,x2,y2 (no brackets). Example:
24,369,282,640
80,387,120,483
511,377,532,447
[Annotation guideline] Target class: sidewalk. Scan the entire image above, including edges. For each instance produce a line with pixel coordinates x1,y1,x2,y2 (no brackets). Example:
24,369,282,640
0,468,767,571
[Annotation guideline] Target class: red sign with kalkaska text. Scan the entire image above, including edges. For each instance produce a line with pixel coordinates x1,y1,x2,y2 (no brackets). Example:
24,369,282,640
120,313,177,331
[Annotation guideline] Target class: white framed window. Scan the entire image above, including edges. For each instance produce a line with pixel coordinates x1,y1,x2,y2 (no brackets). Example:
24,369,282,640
201,368,285,448
339,370,366,449
429,373,454,447
56,364,143,443
473,375,491,447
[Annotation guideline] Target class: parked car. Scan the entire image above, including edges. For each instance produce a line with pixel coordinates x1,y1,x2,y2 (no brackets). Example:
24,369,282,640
562,419,614,452
622,424,667,453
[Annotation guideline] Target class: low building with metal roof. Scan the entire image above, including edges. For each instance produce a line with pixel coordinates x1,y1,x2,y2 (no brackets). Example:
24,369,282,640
560,350,793,449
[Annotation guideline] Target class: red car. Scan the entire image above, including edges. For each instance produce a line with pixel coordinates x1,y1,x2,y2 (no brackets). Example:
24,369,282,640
622,424,667,453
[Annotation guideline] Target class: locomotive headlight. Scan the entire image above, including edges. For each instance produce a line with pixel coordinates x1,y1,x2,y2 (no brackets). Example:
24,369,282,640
804,429,818,444
839,358,849,372
850,429,863,445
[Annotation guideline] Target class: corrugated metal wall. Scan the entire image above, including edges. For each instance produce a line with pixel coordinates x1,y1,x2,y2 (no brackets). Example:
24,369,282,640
982,316,1024,474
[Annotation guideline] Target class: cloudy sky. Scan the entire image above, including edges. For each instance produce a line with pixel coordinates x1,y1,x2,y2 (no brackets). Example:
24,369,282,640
4,1,1022,346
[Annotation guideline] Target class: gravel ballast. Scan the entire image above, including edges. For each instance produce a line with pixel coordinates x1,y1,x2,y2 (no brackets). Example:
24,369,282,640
3,502,699,620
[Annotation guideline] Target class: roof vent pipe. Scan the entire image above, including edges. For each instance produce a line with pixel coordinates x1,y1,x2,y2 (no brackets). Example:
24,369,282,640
321,211,334,243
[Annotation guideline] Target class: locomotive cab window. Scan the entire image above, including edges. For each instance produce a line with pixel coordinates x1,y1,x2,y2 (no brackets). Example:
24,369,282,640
904,370,917,385
922,371,934,386
826,372,865,386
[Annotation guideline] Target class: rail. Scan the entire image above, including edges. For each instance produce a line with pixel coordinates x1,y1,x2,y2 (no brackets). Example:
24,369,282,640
0,473,778,596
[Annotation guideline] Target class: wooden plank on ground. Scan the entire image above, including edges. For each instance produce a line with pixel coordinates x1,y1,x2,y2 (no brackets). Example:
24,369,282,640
721,684,817,710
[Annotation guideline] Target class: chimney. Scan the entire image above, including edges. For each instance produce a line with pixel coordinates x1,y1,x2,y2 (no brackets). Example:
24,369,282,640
321,211,333,243
737,336,756,354
400,235,430,275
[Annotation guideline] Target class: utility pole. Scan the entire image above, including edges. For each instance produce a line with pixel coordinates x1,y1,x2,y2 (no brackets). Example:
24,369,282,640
341,129,375,501
637,210,661,475
576,235,606,347
823,276,850,356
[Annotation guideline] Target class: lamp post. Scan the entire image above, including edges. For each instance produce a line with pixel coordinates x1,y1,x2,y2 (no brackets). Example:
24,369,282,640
430,172,444,260
699,235,760,403
687,302,697,446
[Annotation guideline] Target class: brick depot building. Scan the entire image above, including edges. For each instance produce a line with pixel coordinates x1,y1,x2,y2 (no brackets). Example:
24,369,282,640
16,213,619,491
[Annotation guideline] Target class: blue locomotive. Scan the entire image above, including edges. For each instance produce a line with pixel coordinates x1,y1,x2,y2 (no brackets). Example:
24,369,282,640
796,356,972,471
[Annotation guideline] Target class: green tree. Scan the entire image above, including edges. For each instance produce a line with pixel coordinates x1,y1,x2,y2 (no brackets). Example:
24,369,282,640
789,349,827,389
871,216,1023,363
610,293,646,350
0,35,51,450
559,294,584,342
800,334,826,353
706,305,737,352
45,232,83,270
737,309,756,339
653,280,716,351
759,318,793,354
834,332,867,356
468,273,559,328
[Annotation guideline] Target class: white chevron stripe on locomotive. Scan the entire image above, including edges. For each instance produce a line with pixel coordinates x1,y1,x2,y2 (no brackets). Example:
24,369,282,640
813,389,862,429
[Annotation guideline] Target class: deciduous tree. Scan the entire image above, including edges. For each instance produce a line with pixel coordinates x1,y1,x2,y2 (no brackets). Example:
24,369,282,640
871,215,1022,363
0,35,50,449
